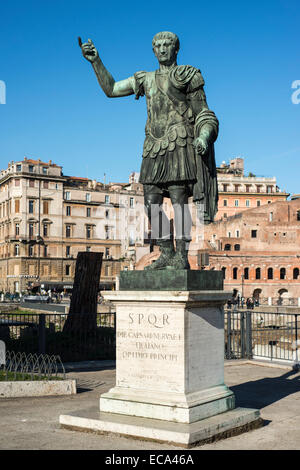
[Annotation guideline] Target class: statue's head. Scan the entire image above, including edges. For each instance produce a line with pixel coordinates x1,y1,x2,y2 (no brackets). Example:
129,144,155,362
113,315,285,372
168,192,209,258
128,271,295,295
152,31,180,65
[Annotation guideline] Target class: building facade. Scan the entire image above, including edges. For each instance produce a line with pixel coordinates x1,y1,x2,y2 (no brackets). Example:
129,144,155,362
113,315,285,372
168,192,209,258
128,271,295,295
0,158,146,293
201,198,300,305
215,158,289,220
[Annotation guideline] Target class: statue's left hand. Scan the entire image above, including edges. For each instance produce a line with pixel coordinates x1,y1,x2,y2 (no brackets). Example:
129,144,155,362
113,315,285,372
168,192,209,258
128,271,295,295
193,136,208,156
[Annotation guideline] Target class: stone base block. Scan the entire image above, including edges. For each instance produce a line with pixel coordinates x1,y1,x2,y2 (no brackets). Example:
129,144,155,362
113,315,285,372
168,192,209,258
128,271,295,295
59,407,263,447
99,385,235,424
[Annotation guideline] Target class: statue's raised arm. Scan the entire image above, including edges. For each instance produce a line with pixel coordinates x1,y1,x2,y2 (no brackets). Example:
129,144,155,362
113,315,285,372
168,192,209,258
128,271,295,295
79,37,135,98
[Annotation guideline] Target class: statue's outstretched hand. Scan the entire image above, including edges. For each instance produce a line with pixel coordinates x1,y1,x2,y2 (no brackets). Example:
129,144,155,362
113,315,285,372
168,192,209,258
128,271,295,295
79,38,99,63
194,136,208,156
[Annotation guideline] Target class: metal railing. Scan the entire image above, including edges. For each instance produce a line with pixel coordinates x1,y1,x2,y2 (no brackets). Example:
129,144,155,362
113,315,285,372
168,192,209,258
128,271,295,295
1,310,299,365
224,310,300,364
0,312,116,362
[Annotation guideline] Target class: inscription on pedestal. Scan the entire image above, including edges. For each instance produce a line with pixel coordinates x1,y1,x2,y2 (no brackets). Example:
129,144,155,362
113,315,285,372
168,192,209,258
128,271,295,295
116,307,184,392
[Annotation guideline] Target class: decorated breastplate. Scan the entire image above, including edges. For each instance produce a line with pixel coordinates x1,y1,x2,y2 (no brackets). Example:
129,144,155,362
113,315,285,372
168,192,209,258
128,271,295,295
142,72,194,159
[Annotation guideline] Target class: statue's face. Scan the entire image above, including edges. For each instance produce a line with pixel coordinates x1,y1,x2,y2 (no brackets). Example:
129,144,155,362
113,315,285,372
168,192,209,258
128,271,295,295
153,38,177,65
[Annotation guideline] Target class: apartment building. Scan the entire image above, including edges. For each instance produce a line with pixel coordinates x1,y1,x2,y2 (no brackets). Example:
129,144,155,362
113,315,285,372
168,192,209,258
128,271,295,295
216,158,289,220
0,158,145,293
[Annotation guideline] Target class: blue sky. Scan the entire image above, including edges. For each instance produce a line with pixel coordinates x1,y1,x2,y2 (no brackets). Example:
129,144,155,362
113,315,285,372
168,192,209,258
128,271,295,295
0,0,299,195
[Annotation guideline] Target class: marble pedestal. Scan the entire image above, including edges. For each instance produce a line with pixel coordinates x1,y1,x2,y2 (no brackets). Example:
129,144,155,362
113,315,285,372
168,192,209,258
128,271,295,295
100,290,235,423
59,272,262,446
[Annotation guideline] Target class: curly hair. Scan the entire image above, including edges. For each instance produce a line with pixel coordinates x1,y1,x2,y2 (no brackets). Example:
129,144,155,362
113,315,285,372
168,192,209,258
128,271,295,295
152,31,180,52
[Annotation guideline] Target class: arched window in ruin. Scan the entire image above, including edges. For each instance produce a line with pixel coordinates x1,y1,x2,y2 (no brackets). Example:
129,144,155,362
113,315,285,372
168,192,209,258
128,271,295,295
244,267,249,280
221,267,226,279
234,244,240,251
253,288,262,300
255,267,261,280
233,267,238,280
280,268,286,280
224,244,231,251
293,268,299,280
267,267,273,280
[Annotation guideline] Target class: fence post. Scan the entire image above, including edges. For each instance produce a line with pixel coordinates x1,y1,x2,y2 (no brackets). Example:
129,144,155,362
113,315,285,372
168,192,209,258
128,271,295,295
240,312,246,358
38,314,46,354
295,314,299,366
226,310,231,359
245,311,253,359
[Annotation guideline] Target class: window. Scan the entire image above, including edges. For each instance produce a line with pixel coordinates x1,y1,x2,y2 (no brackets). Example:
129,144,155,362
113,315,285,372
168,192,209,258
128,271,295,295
86,225,91,239
269,212,273,222
297,211,300,221
65,191,71,200
86,246,91,252
15,179,20,187
105,247,110,258
245,185,251,193
256,185,261,193
14,244,19,256
234,185,239,192
16,164,21,172
251,230,257,238
28,165,34,173
66,225,71,238
280,268,286,280
255,268,261,280
15,200,20,213
66,246,71,257
246,200,250,207
15,223,20,236
223,184,228,192
228,232,231,238
66,206,71,216
236,230,240,238
234,200,239,207
224,244,231,251
105,209,109,219
257,200,261,207
86,193,91,202
29,223,34,237
293,268,299,280
44,181,49,189
65,265,70,276
130,197,134,208
29,179,35,188
43,245,48,257
244,267,249,280
221,267,226,279
29,200,34,214
29,245,34,257
105,195,110,204
223,213,227,218
42,167,47,175
86,207,91,217
268,267,273,280
234,244,240,251
223,200,228,207
233,267,238,280
43,224,48,237
267,186,272,194
43,201,49,215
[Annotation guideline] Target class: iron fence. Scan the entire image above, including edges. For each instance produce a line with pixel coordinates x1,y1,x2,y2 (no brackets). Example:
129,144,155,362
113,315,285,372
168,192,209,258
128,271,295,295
1,310,299,365
0,312,116,362
224,310,300,364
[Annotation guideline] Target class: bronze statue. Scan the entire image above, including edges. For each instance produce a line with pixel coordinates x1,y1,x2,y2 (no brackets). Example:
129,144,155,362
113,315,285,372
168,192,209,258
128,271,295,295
79,32,219,270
